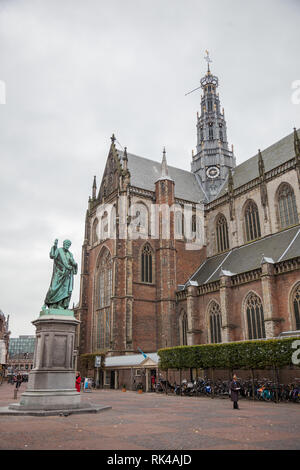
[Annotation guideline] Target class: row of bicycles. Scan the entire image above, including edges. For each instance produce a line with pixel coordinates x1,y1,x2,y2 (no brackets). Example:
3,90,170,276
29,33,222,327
155,377,300,403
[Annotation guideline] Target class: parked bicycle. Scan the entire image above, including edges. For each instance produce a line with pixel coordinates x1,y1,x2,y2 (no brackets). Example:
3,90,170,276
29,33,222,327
169,376,300,404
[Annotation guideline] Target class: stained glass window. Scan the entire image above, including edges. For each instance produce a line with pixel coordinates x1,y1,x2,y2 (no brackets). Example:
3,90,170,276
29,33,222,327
209,301,222,343
245,292,265,339
95,249,112,349
216,214,229,252
278,183,298,229
141,244,153,283
293,284,300,330
245,201,261,242
179,311,188,345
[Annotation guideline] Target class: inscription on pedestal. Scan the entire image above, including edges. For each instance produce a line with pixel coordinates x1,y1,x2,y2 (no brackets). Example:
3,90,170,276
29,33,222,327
53,335,67,367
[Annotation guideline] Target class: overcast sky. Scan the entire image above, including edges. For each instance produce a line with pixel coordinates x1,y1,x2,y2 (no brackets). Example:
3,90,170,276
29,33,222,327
0,0,299,337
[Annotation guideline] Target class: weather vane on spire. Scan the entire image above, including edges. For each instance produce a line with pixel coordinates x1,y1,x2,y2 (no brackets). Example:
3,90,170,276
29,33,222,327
185,50,217,96
204,50,212,72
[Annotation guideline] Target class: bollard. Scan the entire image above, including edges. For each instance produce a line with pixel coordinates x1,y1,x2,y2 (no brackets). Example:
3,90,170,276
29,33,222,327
13,389,18,399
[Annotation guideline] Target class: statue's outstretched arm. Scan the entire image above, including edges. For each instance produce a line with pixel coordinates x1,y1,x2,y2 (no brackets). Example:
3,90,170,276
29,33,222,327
49,239,59,259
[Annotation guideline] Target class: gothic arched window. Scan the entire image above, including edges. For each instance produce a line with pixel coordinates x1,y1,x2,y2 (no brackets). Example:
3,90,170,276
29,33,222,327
200,127,204,141
245,292,265,340
209,301,222,343
141,244,153,283
134,203,148,233
216,214,229,253
100,212,109,240
110,204,117,239
292,284,300,330
92,218,98,244
191,214,197,234
175,208,183,239
244,200,261,242
179,310,188,345
95,248,112,349
278,183,299,229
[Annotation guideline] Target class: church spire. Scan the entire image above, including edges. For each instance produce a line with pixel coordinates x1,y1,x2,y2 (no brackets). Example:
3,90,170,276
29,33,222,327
156,147,173,182
92,175,97,199
161,147,168,178
191,52,235,201
122,146,128,171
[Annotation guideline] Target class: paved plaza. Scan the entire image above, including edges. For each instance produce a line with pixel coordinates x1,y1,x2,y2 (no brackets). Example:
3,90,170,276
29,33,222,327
0,382,299,450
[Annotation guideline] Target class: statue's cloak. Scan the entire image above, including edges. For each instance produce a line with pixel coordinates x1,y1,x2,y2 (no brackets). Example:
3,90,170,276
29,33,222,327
44,246,77,306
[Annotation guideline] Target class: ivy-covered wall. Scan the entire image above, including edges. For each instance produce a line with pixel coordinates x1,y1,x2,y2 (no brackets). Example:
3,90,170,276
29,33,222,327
78,352,106,377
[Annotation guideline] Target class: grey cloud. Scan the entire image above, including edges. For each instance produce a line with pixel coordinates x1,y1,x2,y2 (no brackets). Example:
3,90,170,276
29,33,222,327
0,0,299,335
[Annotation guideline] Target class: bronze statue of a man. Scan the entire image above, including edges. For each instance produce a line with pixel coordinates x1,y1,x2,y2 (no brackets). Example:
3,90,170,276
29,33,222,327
43,239,78,310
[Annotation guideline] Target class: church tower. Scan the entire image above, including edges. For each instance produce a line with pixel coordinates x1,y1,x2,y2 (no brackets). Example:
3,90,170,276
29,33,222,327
191,52,235,201
155,148,176,348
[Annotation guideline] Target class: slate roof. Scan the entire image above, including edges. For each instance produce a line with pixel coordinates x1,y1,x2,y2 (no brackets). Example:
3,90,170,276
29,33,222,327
117,150,205,203
187,225,300,287
218,129,299,198
116,128,299,203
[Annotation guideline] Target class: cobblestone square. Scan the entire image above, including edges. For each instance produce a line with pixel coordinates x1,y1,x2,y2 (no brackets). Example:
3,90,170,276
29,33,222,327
0,383,299,450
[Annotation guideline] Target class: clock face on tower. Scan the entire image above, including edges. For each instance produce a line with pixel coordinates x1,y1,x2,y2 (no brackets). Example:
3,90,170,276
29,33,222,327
206,166,220,179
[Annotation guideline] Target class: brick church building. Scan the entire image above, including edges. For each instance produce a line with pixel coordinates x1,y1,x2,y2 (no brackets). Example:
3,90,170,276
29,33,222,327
76,59,300,379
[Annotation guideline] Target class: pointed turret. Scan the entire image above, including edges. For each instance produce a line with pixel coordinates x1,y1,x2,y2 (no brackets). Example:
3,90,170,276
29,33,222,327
258,149,268,215
92,175,97,199
294,128,300,188
258,149,265,179
228,168,234,196
154,147,176,349
156,147,174,182
227,168,235,221
294,128,300,159
122,146,128,171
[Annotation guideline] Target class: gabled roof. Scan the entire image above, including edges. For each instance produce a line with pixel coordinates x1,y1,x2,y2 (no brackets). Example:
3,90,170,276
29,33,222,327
104,352,159,368
187,225,300,286
117,150,205,203
217,129,298,198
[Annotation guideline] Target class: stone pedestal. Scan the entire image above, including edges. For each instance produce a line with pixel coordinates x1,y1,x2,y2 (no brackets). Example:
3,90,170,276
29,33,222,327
3,309,111,415
9,309,84,412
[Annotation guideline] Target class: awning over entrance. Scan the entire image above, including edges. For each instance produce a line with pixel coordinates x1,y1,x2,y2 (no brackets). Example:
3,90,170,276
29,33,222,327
104,353,159,369
103,353,159,392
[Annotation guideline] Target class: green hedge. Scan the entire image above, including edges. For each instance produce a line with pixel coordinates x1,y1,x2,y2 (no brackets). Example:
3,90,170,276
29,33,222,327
158,338,300,370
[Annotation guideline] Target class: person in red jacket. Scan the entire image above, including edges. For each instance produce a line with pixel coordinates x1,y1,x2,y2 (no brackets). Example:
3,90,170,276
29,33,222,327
75,372,81,392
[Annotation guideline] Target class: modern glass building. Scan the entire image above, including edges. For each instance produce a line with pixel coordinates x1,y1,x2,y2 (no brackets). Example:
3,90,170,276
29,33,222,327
8,335,36,359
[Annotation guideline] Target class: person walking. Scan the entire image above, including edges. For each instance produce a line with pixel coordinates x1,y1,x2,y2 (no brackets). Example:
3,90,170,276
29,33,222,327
151,374,156,392
230,374,241,409
75,372,81,393
15,372,22,390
